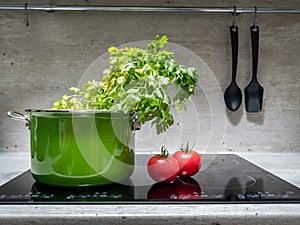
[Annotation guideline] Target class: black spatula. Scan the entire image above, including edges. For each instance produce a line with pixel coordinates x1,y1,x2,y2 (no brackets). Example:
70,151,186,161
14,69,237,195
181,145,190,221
245,26,264,112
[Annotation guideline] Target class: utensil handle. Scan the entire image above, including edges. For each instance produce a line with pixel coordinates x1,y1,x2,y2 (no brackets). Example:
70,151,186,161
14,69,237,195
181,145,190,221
7,111,30,129
230,25,238,82
251,26,259,80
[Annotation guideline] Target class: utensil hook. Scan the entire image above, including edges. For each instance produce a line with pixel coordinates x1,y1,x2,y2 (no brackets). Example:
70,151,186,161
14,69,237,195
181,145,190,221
24,3,29,26
232,6,237,29
253,6,257,28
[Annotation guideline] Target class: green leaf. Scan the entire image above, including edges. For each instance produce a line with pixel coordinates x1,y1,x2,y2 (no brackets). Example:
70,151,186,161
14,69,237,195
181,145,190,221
53,35,199,134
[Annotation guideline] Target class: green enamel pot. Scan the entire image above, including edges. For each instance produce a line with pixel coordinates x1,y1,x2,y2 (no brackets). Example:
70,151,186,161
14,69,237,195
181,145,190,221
8,110,140,187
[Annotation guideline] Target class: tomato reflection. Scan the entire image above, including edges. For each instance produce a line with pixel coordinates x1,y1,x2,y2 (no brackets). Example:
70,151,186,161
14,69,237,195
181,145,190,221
147,177,201,200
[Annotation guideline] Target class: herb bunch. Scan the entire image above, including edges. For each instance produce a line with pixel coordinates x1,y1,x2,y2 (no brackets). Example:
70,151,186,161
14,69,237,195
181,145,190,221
53,35,199,134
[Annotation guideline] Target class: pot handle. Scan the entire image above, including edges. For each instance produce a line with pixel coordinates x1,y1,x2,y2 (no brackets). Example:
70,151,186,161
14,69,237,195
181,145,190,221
132,118,141,131
7,111,30,129
131,112,141,131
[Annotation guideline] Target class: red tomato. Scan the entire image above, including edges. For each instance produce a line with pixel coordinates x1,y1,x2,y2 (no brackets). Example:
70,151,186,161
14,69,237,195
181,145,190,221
147,146,179,183
173,143,201,177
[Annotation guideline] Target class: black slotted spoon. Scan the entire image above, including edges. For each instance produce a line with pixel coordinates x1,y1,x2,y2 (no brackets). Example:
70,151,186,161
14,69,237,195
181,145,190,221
224,25,242,111
244,26,264,112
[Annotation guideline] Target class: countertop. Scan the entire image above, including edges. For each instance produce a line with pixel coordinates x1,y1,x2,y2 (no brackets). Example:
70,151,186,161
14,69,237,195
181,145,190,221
0,151,299,225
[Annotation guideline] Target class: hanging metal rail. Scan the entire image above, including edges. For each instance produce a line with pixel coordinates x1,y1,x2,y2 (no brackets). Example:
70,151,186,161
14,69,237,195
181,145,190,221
0,5,300,13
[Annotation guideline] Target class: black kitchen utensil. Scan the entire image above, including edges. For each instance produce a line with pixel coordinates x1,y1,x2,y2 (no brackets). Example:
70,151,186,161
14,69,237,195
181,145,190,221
224,25,242,111
244,26,264,112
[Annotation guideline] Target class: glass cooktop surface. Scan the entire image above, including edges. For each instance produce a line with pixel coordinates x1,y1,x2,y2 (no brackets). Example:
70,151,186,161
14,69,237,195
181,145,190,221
0,154,299,204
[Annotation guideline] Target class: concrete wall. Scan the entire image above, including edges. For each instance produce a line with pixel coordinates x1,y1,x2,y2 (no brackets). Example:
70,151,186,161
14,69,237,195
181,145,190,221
0,0,299,153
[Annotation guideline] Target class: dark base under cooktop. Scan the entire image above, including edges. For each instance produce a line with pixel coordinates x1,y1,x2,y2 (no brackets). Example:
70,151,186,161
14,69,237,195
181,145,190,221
0,154,299,204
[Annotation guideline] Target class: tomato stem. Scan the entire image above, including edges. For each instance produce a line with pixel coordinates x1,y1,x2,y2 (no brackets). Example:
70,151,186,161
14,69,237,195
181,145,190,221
160,146,169,158
180,141,196,153
180,142,189,153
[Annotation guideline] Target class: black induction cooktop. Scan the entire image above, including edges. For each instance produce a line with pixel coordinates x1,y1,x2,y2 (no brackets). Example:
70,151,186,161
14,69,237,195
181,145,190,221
0,154,299,204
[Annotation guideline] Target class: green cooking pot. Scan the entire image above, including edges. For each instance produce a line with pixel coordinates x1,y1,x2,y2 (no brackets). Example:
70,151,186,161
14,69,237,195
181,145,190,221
7,110,140,187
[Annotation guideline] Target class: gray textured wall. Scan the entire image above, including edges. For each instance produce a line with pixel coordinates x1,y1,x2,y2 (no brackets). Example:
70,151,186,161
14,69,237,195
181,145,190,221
0,0,299,153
